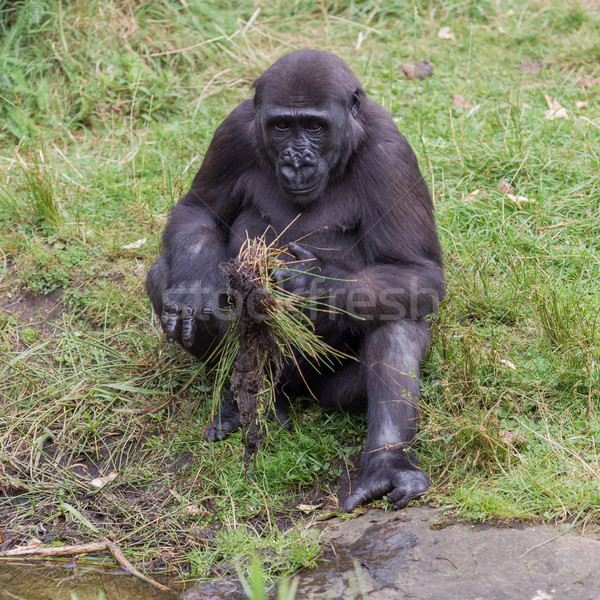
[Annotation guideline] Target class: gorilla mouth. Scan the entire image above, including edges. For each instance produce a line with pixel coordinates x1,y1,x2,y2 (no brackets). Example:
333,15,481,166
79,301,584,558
282,181,320,196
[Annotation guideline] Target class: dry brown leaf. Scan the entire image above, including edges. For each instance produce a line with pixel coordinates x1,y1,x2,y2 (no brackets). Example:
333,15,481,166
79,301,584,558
517,61,545,74
90,472,117,489
543,94,568,120
501,431,528,445
402,60,433,81
579,77,600,89
437,26,455,40
185,505,210,517
575,101,589,109
296,503,322,514
452,94,473,109
507,193,535,205
498,358,517,370
121,238,147,249
498,180,514,195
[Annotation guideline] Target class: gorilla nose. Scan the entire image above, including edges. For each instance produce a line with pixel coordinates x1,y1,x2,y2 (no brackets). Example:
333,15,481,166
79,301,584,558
279,149,318,188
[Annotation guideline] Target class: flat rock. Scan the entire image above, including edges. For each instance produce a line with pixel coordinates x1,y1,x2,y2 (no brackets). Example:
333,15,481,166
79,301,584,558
293,506,600,600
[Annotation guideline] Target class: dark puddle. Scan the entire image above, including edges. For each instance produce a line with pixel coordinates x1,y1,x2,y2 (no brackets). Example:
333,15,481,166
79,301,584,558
183,522,415,599
0,522,409,600
292,522,414,598
0,562,178,600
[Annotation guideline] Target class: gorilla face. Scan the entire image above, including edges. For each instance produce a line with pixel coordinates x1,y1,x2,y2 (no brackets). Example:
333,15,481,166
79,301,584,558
252,51,365,205
258,101,348,203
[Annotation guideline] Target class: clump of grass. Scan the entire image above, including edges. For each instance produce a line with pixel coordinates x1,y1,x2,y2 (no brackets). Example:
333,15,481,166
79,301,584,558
215,236,347,469
0,149,62,231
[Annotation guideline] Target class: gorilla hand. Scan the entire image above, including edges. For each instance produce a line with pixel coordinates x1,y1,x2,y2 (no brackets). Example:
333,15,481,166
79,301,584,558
343,447,430,512
161,299,196,348
273,242,342,297
161,277,225,348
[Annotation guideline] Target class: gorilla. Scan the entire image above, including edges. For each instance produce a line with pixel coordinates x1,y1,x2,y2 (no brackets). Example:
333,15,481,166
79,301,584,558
146,50,445,512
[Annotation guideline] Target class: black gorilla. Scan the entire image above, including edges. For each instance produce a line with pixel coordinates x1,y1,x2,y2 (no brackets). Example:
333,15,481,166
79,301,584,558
146,50,444,511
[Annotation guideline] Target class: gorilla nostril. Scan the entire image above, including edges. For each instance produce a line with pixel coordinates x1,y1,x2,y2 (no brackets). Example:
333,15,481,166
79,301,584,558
302,150,317,165
280,165,296,182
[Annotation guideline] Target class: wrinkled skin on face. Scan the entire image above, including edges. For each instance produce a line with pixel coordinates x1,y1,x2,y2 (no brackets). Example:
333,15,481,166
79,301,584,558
146,50,445,513
252,51,365,205
257,98,360,202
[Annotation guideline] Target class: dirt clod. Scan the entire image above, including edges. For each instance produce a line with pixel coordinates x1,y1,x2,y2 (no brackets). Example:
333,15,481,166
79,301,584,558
222,249,282,469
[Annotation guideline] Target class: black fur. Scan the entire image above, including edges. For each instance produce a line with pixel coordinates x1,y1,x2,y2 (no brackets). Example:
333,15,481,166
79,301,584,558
146,50,445,511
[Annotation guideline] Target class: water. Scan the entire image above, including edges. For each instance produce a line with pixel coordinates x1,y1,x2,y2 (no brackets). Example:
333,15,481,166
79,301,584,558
0,523,416,600
0,562,178,600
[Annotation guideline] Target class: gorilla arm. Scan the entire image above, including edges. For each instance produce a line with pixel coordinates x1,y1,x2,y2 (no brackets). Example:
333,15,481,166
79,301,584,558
158,101,256,347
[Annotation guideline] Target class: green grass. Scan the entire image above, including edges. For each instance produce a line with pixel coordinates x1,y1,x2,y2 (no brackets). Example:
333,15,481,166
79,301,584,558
0,0,599,587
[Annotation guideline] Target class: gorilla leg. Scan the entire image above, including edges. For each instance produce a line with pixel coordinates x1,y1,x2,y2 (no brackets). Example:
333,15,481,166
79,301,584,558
311,359,367,411
344,319,431,512
145,255,226,360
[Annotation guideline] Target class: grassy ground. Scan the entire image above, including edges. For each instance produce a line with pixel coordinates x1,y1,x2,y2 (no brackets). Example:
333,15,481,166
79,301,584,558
1,0,599,586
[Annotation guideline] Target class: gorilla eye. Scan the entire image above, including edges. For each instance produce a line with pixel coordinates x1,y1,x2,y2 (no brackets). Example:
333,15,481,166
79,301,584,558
274,121,289,131
306,122,322,132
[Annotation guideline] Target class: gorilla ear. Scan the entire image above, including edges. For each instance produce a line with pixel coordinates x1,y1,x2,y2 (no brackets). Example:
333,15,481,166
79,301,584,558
252,76,262,108
351,89,362,118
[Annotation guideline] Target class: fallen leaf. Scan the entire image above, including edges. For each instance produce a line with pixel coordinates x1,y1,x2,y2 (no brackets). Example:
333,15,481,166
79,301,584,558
25,538,43,547
185,505,210,517
507,193,535,205
466,104,481,118
452,94,473,109
517,60,545,74
501,431,527,445
543,94,568,120
121,238,147,249
575,101,589,109
90,472,117,489
578,77,600,89
402,60,434,81
498,180,514,195
498,358,517,370
296,503,322,514
437,26,454,40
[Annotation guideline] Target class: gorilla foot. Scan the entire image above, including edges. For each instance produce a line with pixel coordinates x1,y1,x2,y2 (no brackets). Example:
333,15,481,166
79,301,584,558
205,393,290,442
204,392,241,442
204,412,241,442
343,455,429,512
268,401,290,430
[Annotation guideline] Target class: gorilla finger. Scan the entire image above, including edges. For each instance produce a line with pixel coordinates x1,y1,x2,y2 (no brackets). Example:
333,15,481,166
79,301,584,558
342,487,373,513
288,242,316,261
181,305,196,348
388,488,426,510
201,300,214,316
204,425,229,442
162,307,181,343
387,474,429,509
387,488,411,510
272,268,290,285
